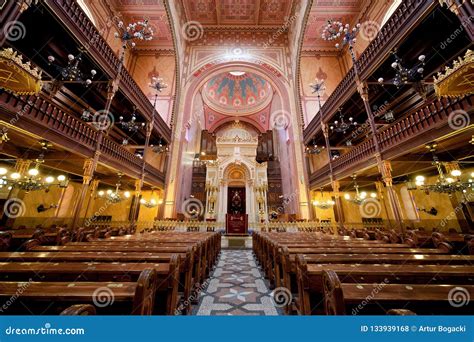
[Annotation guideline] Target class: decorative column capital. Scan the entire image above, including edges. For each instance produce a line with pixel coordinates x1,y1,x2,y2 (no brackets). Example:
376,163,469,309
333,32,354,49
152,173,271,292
378,160,393,187
331,180,340,198
356,81,369,102
14,159,31,175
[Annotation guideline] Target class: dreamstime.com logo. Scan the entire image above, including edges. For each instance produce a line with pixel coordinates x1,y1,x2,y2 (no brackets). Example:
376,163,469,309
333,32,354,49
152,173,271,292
448,287,470,308
181,21,204,42
359,198,381,218
181,198,204,219
3,198,26,218
92,287,115,308
270,287,292,308
3,20,26,41
4,323,85,336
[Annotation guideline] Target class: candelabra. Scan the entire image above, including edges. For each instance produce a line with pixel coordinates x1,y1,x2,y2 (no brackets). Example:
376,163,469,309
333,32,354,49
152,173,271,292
47,51,96,86
152,138,169,154
377,51,426,87
97,174,130,203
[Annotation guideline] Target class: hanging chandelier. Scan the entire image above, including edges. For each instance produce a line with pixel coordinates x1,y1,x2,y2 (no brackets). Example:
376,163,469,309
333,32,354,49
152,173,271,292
305,139,325,155
322,20,361,62
377,51,426,87
312,188,335,210
330,108,357,134
0,165,68,193
97,174,130,203
47,51,97,86
309,78,326,113
412,144,473,195
152,138,169,154
150,77,168,93
115,19,154,48
344,175,377,205
119,107,146,132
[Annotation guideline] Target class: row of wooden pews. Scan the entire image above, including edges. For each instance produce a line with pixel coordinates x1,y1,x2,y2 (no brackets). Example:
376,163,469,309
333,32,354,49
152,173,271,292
0,230,220,315
253,230,474,315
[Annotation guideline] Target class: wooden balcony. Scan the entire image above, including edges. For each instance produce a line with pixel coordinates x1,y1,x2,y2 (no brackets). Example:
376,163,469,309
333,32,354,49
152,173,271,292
304,0,437,144
43,0,171,143
309,94,474,188
0,91,166,187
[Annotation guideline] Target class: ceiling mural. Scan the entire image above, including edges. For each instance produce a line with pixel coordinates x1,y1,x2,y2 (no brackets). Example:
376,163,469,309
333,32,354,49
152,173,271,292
180,0,294,27
202,71,273,115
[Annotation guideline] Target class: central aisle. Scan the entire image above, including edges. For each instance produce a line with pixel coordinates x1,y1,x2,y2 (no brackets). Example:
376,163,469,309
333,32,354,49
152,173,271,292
194,249,282,315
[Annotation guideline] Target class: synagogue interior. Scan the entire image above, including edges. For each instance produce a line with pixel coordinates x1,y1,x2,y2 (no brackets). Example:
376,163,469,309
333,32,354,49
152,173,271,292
0,0,473,316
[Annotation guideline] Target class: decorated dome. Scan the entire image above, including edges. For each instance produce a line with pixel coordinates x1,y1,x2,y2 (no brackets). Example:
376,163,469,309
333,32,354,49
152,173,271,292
202,71,273,115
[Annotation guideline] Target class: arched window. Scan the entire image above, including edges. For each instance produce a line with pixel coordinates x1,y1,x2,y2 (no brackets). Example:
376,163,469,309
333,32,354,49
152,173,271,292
77,0,97,27
382,0,402,26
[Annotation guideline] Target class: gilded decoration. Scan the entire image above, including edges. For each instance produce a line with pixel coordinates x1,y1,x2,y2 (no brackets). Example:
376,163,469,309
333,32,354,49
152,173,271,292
434,49,473,98
0,48,43,95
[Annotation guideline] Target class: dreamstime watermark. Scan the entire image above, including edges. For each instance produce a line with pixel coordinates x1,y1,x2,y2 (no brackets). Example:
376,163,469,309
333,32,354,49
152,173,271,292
5,323,85,336
448,286,470,308
92,109,114,131
270,287,292,308
359,198,381,218
352,278,389,315
270,109,291,131
448,109,470,131
92,287,115,308
0,279,32,313
359,20,381,42
84,199,114,227
439,16,474,49
263,13,299,49
181,198,204,219
181,21,204,42
3,198,26,219
440,192,474,228
174,278,210,315
3,21,26,42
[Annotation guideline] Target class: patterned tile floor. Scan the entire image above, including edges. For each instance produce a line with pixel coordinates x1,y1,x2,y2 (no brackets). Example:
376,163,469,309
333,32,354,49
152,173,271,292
194,249,282,315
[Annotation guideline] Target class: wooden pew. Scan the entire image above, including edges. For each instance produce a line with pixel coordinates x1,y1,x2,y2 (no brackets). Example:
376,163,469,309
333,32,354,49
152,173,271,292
0,269,158,315
296,256,474,315
0,256,180,315
60,304,96,315
321,269,474,315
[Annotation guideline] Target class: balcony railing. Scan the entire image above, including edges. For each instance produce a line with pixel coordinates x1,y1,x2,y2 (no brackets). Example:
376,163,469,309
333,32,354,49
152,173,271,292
0,91,166,186
44,0,171,142
309,94,474,187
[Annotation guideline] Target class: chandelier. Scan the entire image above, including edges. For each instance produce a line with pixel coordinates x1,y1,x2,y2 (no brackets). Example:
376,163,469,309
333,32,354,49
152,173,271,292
413,144,473,195
47,51,97,86
119,107,146,132
322,20,361,62
330,108,357,134
150,77,168,93
115,19,154,48
344,175,377,205
0,165,68,193
377,51,426,88
97,175,130,203
152,138,169,154
140,190,162,208
312,188,335,210
305,139,325,155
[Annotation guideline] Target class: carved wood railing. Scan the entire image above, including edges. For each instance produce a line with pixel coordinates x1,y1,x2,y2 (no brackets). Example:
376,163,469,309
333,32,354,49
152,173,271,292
304,0,437,143
44,0,171,142
0,91,165,186
309,94,474,188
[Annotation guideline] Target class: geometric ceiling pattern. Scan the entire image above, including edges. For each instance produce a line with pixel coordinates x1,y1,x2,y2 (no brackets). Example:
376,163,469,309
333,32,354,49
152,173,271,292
303,0,363,52
180,0,294,27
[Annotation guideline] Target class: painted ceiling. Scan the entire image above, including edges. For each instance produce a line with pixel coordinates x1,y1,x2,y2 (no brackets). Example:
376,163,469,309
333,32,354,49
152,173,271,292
180,0,294,28
202,71,273,116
